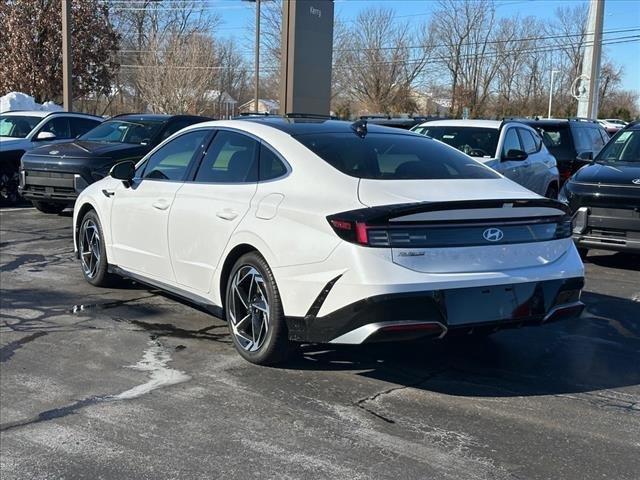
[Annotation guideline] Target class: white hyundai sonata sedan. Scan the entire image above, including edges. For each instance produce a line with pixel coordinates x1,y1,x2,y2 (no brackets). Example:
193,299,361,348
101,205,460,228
73,116,585,365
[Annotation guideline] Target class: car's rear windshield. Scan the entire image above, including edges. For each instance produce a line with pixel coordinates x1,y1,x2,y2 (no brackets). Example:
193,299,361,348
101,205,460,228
294,132,499,180
78,120,164,145
596,129,640,163
0,115,41,138
418,126,499,158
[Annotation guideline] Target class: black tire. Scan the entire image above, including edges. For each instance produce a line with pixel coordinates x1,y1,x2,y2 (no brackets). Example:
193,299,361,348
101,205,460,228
0,164,20,205
545,184,558,199
224,252,294,365
32,200,66,214
78,210,117,287
578,247,589,259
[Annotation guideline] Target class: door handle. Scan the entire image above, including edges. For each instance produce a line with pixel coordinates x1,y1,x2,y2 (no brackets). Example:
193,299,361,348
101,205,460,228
152,200,170,211
216,209,238,221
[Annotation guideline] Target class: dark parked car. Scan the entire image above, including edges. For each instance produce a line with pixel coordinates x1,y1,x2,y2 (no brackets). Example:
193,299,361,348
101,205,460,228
360,116,434,130
19,114,211,213
0,110,102,204
559,121,640,256
511,118,610,184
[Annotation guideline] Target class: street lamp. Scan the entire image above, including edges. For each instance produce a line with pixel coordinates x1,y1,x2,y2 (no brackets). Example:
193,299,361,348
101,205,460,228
548,69,560,119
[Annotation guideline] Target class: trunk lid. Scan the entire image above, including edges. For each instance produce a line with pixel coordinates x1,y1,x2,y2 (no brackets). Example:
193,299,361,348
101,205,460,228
350,179,572,273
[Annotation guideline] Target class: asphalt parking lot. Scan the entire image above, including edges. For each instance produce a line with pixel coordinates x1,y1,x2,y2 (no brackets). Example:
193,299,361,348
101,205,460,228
1,206,639,480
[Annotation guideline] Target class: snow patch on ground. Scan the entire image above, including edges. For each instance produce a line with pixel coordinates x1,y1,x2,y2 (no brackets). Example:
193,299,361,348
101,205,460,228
111,341,191,400
1,92,63,113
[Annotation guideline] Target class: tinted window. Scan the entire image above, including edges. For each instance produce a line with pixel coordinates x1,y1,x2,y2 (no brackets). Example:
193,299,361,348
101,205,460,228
160,119,198,141
420,126,498,158
259,144,287,181
587,126,606,153
597,130,640,163
194,130,258,183
0,115,40,138
142,130,209,181
79,120,164,144
502,128,521,156
518,128,538,154
538,125,571,149
70,118,101,137
295,133,499,180
572,126,593,152
40,117,71,139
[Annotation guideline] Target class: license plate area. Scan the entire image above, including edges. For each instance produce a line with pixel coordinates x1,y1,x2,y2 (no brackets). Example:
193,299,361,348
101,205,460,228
445,284,522,326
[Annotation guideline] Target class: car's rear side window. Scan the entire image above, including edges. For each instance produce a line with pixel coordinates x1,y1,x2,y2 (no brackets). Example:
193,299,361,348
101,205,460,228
294,133,499,180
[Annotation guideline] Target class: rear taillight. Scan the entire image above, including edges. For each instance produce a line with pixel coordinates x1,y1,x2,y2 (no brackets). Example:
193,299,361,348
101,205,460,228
329,219,370,245
328,216,572,248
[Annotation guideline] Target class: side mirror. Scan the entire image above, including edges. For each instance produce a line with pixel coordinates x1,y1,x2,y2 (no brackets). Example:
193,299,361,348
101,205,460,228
109,161,135,186
35,131,56,141
576,151,593,162
503,149,528,161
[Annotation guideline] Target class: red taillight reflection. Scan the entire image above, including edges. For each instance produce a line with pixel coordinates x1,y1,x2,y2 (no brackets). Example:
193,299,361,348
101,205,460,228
330,219,352,231
355,222,368,245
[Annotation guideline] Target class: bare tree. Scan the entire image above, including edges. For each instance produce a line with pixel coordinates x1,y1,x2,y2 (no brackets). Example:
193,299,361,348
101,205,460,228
110,0,220,112
338,8,433,114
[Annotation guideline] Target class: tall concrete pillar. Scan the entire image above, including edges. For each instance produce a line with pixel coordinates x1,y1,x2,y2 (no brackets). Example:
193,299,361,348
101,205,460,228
280,0,334,115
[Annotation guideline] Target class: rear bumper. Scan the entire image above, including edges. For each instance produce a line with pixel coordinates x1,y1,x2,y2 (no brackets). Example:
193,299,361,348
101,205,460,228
286,277,584,344
572,206,640,253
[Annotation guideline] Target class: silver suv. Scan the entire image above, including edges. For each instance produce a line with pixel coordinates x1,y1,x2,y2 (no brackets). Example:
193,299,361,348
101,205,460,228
412,119,560,198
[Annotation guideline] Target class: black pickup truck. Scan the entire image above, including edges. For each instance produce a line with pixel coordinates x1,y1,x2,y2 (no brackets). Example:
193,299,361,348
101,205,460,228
19,114,211,213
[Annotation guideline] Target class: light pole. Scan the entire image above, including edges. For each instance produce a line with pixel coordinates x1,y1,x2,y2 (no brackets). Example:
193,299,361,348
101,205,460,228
548,69,559,119
62,0,72,111
243,0,262,112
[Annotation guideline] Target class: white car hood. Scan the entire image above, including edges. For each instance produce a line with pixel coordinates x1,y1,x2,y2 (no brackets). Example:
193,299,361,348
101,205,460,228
358,178,538,207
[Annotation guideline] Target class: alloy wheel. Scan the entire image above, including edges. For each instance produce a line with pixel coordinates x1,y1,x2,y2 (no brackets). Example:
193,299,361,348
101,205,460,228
80,219,101,279
228,265,270,352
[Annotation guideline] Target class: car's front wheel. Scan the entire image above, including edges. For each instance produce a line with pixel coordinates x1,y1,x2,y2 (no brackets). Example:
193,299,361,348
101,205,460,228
225,252,294,365
78,210,116,286
32,201,66,214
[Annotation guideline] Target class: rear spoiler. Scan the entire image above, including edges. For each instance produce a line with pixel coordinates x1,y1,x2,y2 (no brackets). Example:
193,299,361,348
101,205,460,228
328,198,571,226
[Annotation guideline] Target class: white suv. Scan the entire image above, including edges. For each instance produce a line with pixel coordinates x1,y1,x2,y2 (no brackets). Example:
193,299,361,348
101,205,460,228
73,117,584,365
412,119,560,198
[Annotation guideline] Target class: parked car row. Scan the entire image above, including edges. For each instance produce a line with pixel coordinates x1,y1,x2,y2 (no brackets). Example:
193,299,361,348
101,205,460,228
18,113,211,213
0,111,103,203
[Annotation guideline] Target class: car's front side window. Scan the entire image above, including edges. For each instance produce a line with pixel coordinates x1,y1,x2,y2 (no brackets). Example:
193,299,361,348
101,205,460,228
502,128,521,156
193,130,259,183
141,129,210,181
0,115,40,138
39,117,71,139
517,128,538,154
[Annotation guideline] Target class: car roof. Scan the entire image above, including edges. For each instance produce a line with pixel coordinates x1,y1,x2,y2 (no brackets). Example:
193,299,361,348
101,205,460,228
110,114,209,123
417,119,503,129
231,116,418,135
0,110,103,119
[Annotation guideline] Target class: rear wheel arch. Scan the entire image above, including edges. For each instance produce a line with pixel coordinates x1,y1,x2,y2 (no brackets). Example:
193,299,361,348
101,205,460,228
219,244,261,312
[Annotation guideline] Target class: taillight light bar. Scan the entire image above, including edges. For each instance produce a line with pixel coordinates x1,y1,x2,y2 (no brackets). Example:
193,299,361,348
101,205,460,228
327,217,573,248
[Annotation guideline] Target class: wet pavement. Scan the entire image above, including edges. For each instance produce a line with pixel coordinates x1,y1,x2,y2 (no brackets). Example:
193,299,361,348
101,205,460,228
1,206,639,480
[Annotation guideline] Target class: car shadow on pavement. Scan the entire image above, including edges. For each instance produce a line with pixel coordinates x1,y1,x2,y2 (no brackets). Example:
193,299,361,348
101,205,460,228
289,290,640,398
584,251,640,271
